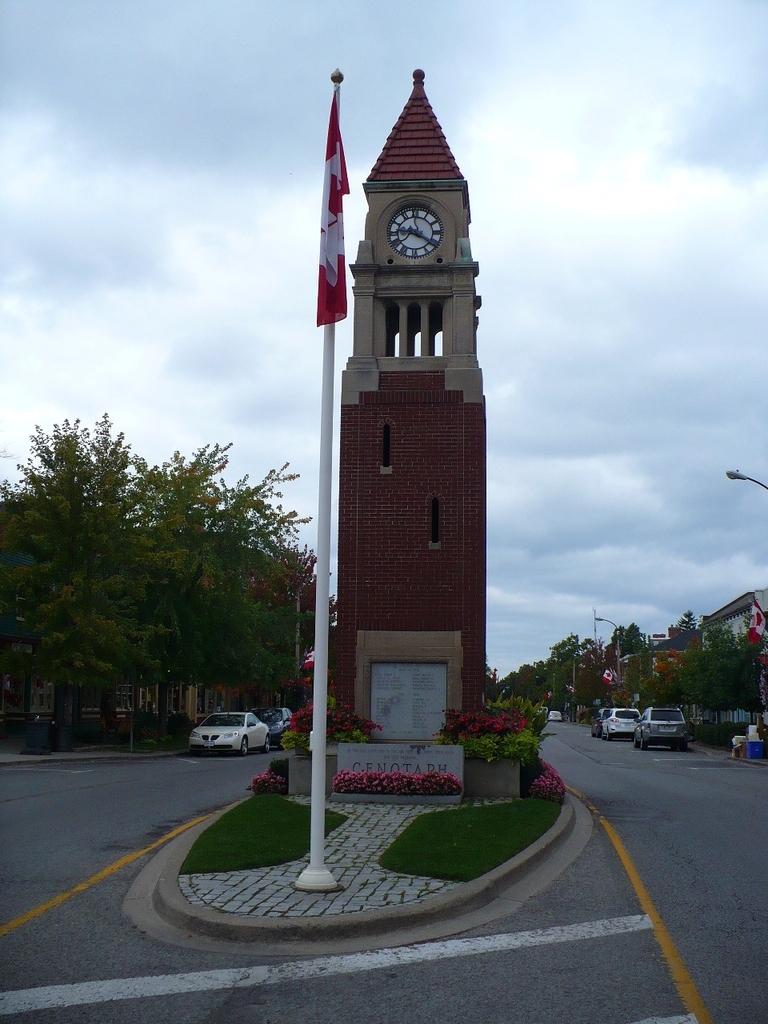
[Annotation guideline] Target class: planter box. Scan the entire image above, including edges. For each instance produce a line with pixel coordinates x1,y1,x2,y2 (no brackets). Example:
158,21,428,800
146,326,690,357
287,751,338,796
463,759,520,798
329,793,461,805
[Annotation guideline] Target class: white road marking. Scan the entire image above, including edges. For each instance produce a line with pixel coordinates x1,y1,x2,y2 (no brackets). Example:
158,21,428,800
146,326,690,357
0,914,653,1015
632,1017,698,1024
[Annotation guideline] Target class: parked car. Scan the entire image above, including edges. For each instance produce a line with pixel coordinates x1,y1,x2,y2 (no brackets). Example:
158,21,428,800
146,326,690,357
591,707,612,738
601,707,641,741
633,707,688,751
251,707,289,748
189,712,270,756
547,710,563,722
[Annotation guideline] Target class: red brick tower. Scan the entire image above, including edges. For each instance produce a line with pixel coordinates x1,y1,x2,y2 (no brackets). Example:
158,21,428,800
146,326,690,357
335,70,486,739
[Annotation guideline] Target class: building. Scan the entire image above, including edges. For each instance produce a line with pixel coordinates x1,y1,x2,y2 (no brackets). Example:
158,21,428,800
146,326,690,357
702,589,768,637
335,70,486,739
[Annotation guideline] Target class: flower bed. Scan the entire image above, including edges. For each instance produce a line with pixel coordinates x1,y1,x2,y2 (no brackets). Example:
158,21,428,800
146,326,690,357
281,703,380,754
332,769,462,796
435,707,540,764
250,768,288,795
527,761,565,804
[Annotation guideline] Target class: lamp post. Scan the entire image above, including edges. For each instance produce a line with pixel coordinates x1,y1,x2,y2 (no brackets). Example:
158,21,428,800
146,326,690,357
595,615,621,688
726,470,768,492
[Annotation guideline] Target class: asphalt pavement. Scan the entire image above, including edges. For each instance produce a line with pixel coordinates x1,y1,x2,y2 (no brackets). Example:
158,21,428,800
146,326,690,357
2,731,764,957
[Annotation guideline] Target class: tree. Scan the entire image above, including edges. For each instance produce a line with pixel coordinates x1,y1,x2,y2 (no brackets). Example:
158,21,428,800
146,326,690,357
681,622,763,713
675,610,699,631
136,448,307,731
0,419,312,735
0,416,149,726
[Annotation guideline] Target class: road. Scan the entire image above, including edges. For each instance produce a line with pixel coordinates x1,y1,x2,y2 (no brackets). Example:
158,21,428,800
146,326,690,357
0,728,764,1023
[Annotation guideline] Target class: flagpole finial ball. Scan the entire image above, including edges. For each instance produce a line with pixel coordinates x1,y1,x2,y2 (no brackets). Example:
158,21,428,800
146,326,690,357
413,69,425,84
331,69,344,85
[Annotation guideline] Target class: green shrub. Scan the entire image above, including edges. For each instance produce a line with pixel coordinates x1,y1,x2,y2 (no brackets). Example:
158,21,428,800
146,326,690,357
166,712,193,736
269,757,290,781
520,756,545,797
695,722,748,747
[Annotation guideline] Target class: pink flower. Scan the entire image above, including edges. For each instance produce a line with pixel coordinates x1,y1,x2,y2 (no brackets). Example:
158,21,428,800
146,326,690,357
331,769,462,796
528,762,565,804
250,769,288,795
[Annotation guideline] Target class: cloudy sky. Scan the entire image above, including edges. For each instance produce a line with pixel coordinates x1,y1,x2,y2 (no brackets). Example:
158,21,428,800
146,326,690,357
3,0,768,675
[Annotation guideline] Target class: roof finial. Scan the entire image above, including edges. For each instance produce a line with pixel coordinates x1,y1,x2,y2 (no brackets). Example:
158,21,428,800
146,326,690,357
413,69,425,85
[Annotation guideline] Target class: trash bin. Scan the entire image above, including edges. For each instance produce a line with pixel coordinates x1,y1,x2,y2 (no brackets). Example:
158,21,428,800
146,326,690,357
747,739,764,760
52,725,73,752
21,719,52,754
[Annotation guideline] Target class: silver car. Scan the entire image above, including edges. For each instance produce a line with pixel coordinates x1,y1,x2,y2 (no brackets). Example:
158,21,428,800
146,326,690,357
189,712,270,756
633,707,688,751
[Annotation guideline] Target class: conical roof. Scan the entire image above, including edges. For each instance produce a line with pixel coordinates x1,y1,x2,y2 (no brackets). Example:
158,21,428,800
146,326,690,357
368,69,463,182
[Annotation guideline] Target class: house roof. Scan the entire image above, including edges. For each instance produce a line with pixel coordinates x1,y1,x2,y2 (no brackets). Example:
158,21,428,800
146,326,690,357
368,69,463,182
651,628,701,652
702,590,763,627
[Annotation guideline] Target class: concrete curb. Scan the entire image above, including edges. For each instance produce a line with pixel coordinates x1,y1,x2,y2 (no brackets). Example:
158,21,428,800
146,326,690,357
134,793,581,947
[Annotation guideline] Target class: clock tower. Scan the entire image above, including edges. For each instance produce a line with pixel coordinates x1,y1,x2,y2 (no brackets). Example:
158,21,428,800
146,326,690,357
335,70,486,735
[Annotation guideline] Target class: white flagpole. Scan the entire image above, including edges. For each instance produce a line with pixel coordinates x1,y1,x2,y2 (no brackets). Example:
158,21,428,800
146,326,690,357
295,71,344,893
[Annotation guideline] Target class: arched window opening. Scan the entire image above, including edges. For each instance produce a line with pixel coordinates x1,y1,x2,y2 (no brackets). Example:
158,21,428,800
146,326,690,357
431,497,440,545
428,302,443,356
385,305,399,357
407,304,420,357
382,424,391,468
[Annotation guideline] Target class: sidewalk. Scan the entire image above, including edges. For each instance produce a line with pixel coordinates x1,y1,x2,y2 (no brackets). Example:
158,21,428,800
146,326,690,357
0,734,175,763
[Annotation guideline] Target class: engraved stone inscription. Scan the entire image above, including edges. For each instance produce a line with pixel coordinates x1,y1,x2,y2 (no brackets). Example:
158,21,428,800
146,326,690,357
370,662,447,740
336,742,463,782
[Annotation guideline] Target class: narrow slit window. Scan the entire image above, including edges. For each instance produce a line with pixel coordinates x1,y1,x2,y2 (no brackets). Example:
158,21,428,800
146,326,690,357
431,497,440,544
382,424,391,467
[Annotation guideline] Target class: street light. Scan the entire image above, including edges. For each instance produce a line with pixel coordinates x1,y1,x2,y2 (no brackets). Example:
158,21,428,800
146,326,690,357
595,615,622,687
726,470,768,492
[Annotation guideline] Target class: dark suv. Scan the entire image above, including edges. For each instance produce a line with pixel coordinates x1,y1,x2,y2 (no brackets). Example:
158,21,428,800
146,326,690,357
633,707,688,751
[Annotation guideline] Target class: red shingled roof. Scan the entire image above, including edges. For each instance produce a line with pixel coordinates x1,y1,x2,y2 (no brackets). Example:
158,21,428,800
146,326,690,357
368,69,463,182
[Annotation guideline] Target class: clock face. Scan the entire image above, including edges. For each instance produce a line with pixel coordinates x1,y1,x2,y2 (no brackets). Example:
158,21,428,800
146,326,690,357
387,206,444,259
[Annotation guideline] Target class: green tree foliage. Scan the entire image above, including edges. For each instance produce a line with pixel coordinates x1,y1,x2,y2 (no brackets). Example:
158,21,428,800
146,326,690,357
675,610,699,631
135,446,307,730
613,622,648,656
0,418,310,730
680,622,763,713
0,417,148,688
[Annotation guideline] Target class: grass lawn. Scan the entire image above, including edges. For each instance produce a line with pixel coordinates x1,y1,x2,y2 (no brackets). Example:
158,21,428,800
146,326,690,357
180,795,347,874
379,799,561,882
179,794,561,881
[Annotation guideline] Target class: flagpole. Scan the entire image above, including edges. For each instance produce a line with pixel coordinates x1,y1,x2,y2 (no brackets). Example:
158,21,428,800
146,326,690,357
296,70,345,893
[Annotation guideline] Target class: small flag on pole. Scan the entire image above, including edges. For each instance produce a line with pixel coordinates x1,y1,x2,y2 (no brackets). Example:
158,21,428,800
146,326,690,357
301,649,315,671
749,598,765,644
602,668,614,685
317,87,350,327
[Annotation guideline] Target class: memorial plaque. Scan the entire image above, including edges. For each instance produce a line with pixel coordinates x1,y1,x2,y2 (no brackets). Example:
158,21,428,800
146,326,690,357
336,742,463,781
370,662,446,740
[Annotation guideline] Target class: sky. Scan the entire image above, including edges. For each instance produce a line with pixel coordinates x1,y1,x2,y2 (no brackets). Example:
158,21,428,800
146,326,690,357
3,0,768,676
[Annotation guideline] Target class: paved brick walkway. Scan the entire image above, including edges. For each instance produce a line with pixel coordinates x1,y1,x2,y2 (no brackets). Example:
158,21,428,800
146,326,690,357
179,798,460,918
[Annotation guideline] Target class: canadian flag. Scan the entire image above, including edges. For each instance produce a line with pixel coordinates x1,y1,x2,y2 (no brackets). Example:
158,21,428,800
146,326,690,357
748,598,765,644
602,668,614,685
317,88,349,327
301,649,315,671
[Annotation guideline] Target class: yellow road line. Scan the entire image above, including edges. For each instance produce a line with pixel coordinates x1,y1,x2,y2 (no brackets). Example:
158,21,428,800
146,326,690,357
0,814,211,939
567,786,713,1024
